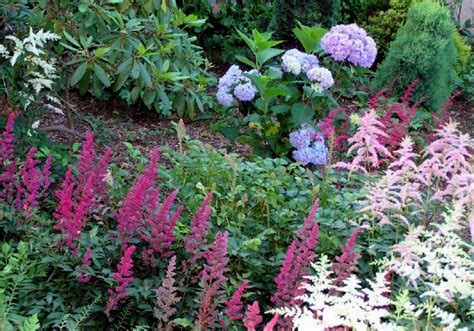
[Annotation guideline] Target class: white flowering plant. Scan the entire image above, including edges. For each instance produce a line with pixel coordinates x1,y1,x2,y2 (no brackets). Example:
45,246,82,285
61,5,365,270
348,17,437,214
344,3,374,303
0,28,62,113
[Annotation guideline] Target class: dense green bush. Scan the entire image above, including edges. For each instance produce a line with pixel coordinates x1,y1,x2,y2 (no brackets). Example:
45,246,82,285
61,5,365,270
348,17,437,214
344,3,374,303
372,1,459,111
270,0,341,39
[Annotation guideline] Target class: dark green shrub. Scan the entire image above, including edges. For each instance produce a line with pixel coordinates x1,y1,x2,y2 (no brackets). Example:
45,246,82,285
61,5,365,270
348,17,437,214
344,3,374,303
372,1,459,111
270,0,341,39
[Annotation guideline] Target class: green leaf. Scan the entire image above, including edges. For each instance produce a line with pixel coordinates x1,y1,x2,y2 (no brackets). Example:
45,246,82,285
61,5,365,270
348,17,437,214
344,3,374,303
291,103,313,128
271,104,290,114
20,315,40,331
63,31,80,48
262,86,288,100
93,64,111,87
236,29,255,51
71,62,88,86
38,0,48,9
256,48,284,67
235,55,256,69
139,63,153,88
293,23,328,53
78,3,88,13
93,47,109,58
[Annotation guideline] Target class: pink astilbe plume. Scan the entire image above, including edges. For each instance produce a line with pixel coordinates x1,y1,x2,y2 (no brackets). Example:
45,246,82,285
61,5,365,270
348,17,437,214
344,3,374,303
106,245,136,317
78,248,92,283
15,147,52,219
198,231,229,329
0,113,17,203
318,106,354,150
116,149,160,247
225,280,249,322
183,193,213,271
243,301,262,331
140,190,183,262
332,227,362,285
361,137,423,226
263,315,279,331
420,121,473,205
154,256,180,329
334,109,392,174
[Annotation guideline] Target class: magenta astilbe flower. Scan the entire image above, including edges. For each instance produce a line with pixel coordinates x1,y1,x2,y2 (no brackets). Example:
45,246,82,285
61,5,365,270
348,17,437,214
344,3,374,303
271,200,320,329
0,113,17,203
16,147,52,219
243,301,262,331
78,248,92,283
116,149,160,247
183,193,213,271
76,132,112,202
140,190,183,260
54,169,95,250
225,280,249,322
106,245,136,317
263,315,279,331
332,227,362,285
198,231,229,329
154,256,180,327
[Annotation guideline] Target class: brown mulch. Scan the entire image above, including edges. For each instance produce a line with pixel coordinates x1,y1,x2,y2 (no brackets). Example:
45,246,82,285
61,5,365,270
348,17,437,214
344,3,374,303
39,91,251,168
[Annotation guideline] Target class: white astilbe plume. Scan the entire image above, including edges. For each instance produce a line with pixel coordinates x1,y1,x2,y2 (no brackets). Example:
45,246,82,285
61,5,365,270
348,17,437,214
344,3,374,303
334,109,392,174
269,255,396,330
0,28,61,111
361,137,423,226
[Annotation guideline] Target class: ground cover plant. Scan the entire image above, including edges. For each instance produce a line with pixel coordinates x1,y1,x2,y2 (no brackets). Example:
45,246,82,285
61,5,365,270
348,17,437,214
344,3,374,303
0,0,473,330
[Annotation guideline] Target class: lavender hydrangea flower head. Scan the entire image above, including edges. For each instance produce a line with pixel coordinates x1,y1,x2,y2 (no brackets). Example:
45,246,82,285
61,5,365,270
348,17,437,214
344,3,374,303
234,82,257,102
301,54,319,74
321,24,377,68
216,65,258,106
307,67,334,89
290,125,328,166
281,49,305,75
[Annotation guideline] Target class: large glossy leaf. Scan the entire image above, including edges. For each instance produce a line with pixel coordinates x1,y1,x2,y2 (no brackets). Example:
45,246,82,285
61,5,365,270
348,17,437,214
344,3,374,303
256,48,284,67
71,62,88,86
293,23,328,53
291,103,313,128
93,63,111,87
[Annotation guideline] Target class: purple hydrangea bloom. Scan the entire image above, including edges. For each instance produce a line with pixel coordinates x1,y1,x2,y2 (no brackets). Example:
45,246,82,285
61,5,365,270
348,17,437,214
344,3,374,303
307,67,334,89
301,54,319,74
234,82,257,102
216,65,258,106
321,24,377,68
281,49,305,75
290,125,328,166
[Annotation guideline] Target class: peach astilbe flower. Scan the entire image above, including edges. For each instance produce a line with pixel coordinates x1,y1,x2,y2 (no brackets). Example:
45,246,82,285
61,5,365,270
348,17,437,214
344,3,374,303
361,137,423,226
334,109,392,174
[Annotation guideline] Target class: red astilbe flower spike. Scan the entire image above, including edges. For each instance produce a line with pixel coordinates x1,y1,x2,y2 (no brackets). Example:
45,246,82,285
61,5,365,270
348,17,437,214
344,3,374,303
332,227,362,286
140,190,183,261
183,193,213,271
15,147,52,219
225,280,249,322
78,248,92,283
0,113,17,203
106,245,136,317
154,256,180,329
243,301,263,331
198,231,229,329
368,88,388,109
116,149,160,247
263,315,279,331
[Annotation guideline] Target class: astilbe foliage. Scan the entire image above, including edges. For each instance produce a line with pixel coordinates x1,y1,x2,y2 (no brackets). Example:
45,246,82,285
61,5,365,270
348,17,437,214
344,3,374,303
271,200,319,329
183,193,213,272
0,113,17,203
243,301,262,331
154,256,180,330
334,109,392,174
54,132,111,251
318,106,354,151
198,231,229,329
225,280,249,322
78,248,92,283
106,245,136,317
15,147,52,219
